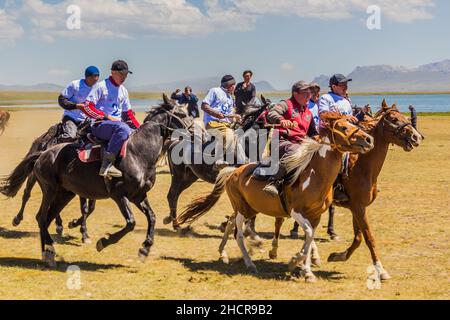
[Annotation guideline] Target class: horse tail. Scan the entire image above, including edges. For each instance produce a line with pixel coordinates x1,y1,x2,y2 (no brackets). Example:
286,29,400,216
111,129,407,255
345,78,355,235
174,167,236,227
0,152,41,198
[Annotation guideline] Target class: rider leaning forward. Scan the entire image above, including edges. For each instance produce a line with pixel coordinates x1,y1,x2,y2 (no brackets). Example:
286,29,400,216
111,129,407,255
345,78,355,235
263,80,319,196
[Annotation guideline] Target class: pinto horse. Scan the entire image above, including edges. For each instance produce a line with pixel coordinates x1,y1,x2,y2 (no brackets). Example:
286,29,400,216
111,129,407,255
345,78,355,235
0,94,193,267
175,112,374,282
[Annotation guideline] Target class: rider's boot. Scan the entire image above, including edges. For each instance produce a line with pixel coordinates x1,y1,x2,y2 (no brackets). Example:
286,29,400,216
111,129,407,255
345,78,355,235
262,166,286,197
99,152,122,178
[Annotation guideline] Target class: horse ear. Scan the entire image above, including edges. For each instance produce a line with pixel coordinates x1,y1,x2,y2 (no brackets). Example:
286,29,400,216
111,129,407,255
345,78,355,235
381,99,389,110
162,93,174,110
261,95,267,105
391,103,398,110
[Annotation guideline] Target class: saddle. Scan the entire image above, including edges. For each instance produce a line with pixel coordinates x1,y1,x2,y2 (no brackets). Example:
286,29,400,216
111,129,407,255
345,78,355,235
252,159,277,181
77,133,128,163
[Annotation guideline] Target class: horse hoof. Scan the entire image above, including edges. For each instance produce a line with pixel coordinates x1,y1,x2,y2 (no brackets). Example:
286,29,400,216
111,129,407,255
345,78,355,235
380,271,392,281
163,216,173,225
269,250,277,260
68,220,77,229
96,238,105,252
12,216,21,227
56,226,64,237
328,252,347,262
290,231,298,239
220,254,229,265
311,257,322,268
305,273,317,283
42,248,56,268
288,258,298,273
82,237,92,245
138,248,149,263
247,265,258,274
329,233,340,241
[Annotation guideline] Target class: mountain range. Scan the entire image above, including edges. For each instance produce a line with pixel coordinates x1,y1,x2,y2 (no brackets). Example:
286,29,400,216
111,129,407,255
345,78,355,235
1,59,450,93
312,59,450,92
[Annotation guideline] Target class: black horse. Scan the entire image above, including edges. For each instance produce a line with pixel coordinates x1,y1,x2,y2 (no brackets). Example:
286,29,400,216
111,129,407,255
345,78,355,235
163,96,272,236
0,95,193,267
1,121,96,243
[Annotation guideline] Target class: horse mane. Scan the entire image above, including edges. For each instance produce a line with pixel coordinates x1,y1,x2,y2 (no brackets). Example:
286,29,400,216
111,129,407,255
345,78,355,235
281,137,323,187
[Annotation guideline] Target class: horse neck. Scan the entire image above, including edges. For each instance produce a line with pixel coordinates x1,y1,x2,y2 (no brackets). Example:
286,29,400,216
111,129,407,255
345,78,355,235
355,123,390,180
127,121,165,164
293,141,342,195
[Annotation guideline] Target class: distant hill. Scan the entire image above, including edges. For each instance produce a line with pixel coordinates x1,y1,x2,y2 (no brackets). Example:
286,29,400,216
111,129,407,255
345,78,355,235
312,59,450,93
130,77,276,93
0,83,64,92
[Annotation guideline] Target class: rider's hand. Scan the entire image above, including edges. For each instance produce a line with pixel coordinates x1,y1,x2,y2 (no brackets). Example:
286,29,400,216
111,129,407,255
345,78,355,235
75,103,85,110
280,120,295,129
216,113,225,120
349,115,359,124
233,114,242,123
107,115,121,122
175,88,181,93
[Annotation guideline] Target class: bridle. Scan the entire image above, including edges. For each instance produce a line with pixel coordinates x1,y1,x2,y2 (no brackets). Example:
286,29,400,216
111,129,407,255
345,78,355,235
320,116,361,153
375,108,414,137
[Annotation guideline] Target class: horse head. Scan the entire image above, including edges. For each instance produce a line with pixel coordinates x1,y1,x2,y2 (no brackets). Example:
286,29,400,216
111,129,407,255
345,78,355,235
372,99,423,152
320,112,374,154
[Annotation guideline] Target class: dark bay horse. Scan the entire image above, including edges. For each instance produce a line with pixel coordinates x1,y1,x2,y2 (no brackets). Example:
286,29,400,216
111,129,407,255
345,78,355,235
175,112,374,281
0,95,193,267
163,96,271,233
0,120,95,243
279,100,422,280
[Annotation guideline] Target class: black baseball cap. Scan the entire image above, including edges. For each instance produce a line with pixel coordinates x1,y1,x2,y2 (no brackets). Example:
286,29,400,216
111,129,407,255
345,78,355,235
329,73,352,87
111,60,133,74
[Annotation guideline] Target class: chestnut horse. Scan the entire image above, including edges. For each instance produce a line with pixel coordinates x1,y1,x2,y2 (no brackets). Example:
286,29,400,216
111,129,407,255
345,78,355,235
275,100,423,281
175,112,374,282
0,110,10,135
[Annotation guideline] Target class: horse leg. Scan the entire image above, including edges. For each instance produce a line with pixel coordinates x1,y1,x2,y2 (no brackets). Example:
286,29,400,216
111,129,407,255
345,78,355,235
290,221,299,239
328,215,362,262
12,173,36,227
68,198,95,231
77,197,92,244
165,167,197,230
327,204,339,240
132,198,156,262
244,217,263,247
37,189,74,267
235,212,257,273
96,197,135,252
269,218,284,259
54,213,64,237
289,210,316,282
311,240,321,267
218,215,236,264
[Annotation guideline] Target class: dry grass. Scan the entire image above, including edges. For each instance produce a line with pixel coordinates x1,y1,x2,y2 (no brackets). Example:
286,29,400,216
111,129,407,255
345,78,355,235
0,111,448,300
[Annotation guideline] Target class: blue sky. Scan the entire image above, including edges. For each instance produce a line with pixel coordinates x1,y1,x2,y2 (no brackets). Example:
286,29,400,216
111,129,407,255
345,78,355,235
0,0,449,90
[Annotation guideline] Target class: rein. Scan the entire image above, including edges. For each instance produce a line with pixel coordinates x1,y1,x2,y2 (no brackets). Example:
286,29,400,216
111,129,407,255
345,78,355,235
319,116,361,153
374,108,414,138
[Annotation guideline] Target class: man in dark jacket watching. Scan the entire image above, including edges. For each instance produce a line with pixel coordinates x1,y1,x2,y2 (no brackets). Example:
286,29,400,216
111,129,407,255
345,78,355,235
235,70,256,115
171,86,200,118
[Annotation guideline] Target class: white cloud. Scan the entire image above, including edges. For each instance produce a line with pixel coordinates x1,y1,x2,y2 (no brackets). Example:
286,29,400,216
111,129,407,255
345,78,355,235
281,62,295,71
1,0,436,43
16,0,256,41
0,9,24,45
230,0,435,23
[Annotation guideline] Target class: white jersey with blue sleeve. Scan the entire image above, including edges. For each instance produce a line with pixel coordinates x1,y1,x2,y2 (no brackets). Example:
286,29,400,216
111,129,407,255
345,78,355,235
202,87,234,125
86,78,131,118
308,99,320,131
318,92,353,115
60,79,92,122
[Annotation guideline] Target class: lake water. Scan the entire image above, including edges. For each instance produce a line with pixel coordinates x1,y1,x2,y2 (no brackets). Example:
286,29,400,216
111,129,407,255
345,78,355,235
129,94,450,113
3,94,450,113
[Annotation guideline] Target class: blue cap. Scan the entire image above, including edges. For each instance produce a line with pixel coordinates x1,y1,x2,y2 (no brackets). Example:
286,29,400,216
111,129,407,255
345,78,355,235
85,66,100,78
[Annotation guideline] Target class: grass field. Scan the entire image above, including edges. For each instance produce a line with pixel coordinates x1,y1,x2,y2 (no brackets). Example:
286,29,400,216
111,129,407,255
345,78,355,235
0,110,448,300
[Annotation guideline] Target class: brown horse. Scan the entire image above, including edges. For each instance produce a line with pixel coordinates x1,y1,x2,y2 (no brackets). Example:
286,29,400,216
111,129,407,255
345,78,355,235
274,100,423,281
324,100,423,280
175,112,374,282
0,110,10,135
